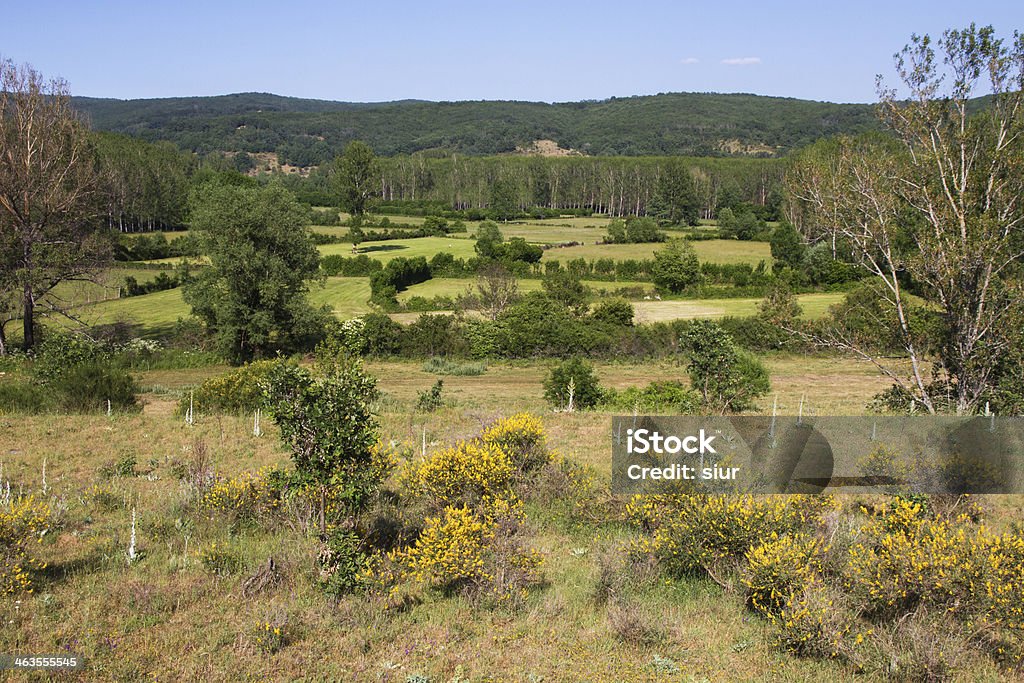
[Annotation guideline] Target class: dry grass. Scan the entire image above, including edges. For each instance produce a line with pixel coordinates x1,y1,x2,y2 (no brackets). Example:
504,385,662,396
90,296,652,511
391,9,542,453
2,354,1016,680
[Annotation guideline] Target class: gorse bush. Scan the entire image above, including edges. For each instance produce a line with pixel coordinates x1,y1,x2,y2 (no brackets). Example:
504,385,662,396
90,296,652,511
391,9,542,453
846,498,1024,632
200,466,283,524
402,499,542,603
742,533,829,617
404,505,496,589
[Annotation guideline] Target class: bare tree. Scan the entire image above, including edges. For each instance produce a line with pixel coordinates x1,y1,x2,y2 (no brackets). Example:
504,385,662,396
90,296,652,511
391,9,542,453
460,263,519,321
0,59,109,350
787,26,1024,414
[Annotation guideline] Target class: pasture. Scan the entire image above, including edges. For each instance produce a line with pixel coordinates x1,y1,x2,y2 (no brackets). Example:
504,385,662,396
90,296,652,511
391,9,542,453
541,239,773,266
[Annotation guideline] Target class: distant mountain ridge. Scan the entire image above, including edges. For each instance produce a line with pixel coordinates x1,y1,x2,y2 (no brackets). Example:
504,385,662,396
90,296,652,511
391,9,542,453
71,91,881,163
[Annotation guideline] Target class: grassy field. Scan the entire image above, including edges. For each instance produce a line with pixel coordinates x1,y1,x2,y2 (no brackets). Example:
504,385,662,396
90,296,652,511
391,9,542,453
8,353,1014,680
65,277,373,334
318,237,480,262
4,348,1021,680
542,239,772,266
396,277,653,302
632,292,843,323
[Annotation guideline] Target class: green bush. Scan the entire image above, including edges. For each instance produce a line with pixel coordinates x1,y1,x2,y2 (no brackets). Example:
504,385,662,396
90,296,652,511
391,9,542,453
682,321,770,413
604,381,701,414
32,332,105,382
317,529,369,597
543,357,605,410
416,379,445,412
361,313,404,356
0,381,55,414
58,363,139,413
591,298,634,327
177,359,282,415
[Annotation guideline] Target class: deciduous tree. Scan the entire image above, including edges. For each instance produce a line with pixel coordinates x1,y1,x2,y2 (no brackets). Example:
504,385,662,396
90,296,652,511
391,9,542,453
183,181,326,363
0,60,109,351
786,25,1024,414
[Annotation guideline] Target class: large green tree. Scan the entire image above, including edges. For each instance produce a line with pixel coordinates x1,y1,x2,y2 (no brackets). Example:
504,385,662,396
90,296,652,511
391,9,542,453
650,239,701,293
651,159,700,226
183,181,326,363
332,141,379,217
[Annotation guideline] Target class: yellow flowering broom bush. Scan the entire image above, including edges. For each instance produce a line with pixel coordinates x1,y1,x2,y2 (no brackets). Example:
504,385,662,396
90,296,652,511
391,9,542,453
480,412,551,473
200,466,282,523
402,501,542,603
742,533,829,618
409,440,514,509
0,496,53,595
626,493,837,576
846,497,1024,636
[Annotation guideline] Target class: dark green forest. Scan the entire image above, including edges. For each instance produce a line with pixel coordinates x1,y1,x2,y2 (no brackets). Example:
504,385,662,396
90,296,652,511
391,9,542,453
72,91,881,163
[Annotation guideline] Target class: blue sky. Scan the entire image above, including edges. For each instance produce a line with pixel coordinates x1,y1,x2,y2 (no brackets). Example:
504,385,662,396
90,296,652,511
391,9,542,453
2,1,1020,103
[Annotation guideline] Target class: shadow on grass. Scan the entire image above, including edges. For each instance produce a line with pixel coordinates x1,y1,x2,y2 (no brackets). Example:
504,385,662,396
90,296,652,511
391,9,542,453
358,244,407,255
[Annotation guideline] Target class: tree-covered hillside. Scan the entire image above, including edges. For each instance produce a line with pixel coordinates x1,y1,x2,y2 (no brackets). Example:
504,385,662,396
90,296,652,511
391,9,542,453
72,91,880,163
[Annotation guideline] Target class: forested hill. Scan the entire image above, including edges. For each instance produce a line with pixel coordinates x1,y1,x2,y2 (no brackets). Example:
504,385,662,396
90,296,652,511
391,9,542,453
72,91,879,163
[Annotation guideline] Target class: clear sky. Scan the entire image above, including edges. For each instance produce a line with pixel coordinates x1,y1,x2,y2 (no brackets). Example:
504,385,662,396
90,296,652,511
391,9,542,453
1,1,1020,104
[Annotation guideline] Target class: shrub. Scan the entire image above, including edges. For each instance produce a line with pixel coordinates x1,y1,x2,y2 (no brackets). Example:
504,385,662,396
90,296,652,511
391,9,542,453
200,467,282,524
604,381,701,414
0,381,55,414
771,585,855,659
405,505,496,590
57,363,139,413
480,413,551,473
403,501,542,603
0,496,52,595
682,321,770,413
543,357,605,410
178,359,281,415
264,354,379,534
743,533,829,617
627,494,836,577
416,379,445,412
409,441,514,510
846,498,1024,629
591,298,634,327
31,332,105,382
651,239,701,293
317,529,369,597
361,313,404,356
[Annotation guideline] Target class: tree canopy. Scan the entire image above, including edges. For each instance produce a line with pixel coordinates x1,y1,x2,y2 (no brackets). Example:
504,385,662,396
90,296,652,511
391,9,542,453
183,181,326,363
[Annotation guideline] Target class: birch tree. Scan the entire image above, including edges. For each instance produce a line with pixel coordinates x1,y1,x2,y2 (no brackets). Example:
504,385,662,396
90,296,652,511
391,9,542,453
787,26,1024,414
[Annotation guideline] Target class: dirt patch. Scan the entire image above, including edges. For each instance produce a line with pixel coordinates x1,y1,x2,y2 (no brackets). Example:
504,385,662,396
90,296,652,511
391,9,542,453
514,139,584,157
